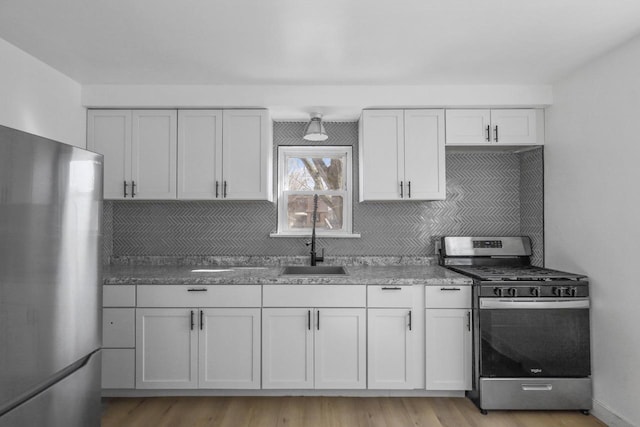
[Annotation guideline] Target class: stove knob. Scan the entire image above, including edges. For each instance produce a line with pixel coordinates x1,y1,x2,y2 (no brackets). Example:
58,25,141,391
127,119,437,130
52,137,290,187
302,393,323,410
508,288,518,297
553,286,567,297
530,287,541,297
567,287,578,297
493,287,503,297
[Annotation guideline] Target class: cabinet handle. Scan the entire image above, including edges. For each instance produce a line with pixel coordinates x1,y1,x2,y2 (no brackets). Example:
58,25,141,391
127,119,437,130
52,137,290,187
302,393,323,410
187,288,208,292
400,181,404,198
440,287,461,291
131,180,136,198
381,287,401,290
123,181,128,197
308,310,311,330
317,310,320,330
466,311,471,331
408,181,411,198
494,125,499,142
200,310,204,330
486,125,491,142
215,181,219,198
408,310,412,331
190,310,194,330
223,181,228,198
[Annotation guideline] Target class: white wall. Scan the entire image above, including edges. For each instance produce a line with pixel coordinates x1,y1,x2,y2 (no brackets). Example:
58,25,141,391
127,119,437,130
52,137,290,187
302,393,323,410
0,38,85,148
546,35,640,427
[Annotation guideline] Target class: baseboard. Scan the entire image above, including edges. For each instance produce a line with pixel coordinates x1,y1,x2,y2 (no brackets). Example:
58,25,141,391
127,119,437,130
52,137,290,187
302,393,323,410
592,399,635,427
102,389,465,398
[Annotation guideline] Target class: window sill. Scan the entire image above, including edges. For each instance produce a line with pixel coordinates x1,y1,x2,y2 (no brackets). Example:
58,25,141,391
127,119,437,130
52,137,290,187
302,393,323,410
269,232,361,239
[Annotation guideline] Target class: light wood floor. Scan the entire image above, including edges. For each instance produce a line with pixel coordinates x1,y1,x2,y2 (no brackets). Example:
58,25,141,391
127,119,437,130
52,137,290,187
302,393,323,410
101,396,606,427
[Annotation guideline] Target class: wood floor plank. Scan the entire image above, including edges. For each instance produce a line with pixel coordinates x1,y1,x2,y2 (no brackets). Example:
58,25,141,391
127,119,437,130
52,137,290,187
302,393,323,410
101,396,606,427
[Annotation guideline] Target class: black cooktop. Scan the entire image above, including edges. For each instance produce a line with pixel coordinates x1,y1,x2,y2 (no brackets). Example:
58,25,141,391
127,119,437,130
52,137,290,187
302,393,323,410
448,265,586,282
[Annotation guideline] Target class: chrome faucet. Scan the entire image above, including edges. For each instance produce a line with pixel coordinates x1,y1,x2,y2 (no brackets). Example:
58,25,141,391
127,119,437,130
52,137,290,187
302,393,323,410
306,194,325,266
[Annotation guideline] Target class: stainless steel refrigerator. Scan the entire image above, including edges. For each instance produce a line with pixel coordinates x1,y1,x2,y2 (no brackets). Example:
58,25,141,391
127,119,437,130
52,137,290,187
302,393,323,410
0,125,102,426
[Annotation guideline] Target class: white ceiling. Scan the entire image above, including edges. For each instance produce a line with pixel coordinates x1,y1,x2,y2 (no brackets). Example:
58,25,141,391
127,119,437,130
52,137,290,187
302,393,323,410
2,0,640,86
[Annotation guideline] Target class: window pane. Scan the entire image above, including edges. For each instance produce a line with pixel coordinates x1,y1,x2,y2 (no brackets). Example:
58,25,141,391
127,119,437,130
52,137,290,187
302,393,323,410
287,195,344,230
286,156,344,191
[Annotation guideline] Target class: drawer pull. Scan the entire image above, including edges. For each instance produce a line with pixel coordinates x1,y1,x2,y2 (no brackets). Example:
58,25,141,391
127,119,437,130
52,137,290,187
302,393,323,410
408,310,412,331
522,384,553,391
187,288,208,292
440,287,461,291
190,310,194,330
200,310,204,330
381,287,402,290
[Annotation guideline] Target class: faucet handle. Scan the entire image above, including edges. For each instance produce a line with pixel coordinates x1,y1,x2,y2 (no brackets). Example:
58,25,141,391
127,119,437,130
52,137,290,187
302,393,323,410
305,240,312,247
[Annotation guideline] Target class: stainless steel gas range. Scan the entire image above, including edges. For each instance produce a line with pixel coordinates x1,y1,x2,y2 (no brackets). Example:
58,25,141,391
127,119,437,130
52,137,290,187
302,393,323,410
439,236,592,415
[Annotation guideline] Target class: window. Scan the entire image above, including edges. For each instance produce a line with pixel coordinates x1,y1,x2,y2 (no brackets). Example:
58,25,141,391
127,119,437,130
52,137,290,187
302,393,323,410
277,146,353,236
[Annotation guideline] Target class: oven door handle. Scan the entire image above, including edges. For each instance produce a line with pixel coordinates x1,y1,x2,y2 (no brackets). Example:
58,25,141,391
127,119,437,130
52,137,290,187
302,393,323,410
480,298,590,309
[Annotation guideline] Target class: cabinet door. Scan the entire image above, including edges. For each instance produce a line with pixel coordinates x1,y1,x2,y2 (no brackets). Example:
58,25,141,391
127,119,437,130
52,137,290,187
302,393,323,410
222,110,272,200
359,110,404,201
314,308,366,389
262,308,313,389
177,110,223,199
404,110,446,200
490,109,540,145
425,309,472,390
87,110,132,199
445,110,491,145
136,308,198,389
131,110,177,199
367,309,414,389
198,308,261,389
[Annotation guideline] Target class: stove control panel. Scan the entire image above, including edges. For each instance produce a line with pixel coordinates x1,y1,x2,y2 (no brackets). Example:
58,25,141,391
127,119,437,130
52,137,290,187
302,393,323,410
481,282,589,298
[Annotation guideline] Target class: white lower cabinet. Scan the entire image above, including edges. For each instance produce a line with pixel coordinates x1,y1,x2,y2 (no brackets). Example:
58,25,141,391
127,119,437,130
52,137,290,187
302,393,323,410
102,286,136,389
136,308,260,389
367,308,414,389
198,308,261,389
425,285,472,390
262,308,366,389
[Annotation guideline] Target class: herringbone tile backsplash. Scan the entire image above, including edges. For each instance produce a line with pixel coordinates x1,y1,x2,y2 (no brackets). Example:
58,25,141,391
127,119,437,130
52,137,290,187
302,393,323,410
104,122,544,264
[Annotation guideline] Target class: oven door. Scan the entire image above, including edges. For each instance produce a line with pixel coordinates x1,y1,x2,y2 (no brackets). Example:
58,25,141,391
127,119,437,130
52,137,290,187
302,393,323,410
478,298,590,378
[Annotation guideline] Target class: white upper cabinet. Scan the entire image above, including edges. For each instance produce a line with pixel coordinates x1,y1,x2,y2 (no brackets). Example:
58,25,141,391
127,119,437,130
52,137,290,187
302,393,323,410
88,109,177,200
132,110,178,199
90,108,272,201
222,110,272,201
360,109,445,201
176,109,272,201
177,110,223,199
445,109,544,146
87,110,132,199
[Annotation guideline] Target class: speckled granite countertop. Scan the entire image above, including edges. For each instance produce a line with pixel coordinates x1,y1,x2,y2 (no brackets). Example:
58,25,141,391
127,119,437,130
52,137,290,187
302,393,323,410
102,264,472,286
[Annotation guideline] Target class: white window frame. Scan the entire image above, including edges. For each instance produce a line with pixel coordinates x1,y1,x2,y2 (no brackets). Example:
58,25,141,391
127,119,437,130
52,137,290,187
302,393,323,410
276,146,353,237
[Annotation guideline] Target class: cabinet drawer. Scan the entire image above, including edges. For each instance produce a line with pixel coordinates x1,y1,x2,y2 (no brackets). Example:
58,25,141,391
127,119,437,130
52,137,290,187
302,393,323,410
103,285,136,307
368,285,413,308
136,285,261,307
263,285,366,307
103,308,135,347
102,348,135,389
425,286,471,308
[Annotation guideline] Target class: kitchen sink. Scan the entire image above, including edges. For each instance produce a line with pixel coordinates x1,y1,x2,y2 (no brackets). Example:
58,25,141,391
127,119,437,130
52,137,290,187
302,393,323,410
280,266,348,276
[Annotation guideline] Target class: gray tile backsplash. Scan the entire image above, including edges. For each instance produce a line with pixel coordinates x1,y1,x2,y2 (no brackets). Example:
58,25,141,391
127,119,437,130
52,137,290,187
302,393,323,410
104,122,544,264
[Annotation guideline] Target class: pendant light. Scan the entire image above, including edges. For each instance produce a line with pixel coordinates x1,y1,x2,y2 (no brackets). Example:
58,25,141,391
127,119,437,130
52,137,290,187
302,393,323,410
303,113,328,141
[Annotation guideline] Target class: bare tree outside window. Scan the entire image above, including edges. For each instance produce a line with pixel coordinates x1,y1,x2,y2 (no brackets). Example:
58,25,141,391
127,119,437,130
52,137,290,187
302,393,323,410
278,147,352,235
